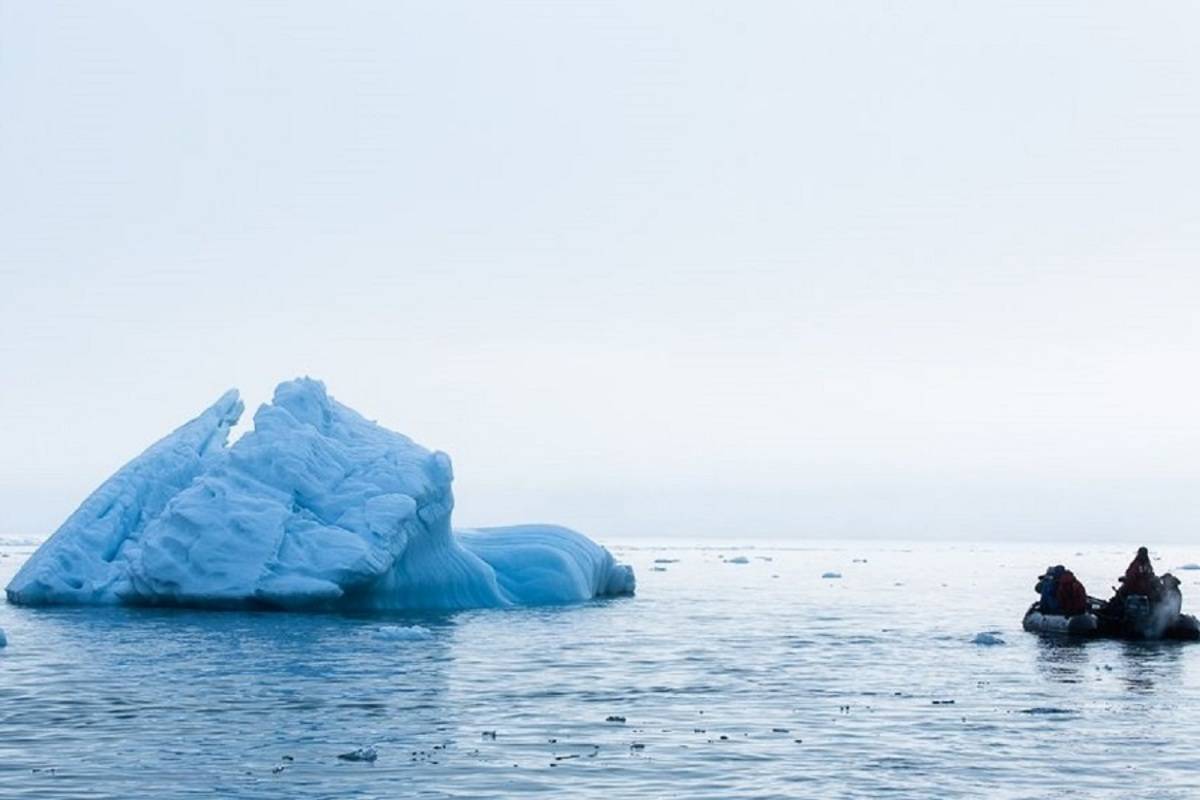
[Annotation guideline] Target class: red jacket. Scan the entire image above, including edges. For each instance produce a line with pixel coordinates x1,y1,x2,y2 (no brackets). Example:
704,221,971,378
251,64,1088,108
1123,558,1155,596
1056,571,1088,616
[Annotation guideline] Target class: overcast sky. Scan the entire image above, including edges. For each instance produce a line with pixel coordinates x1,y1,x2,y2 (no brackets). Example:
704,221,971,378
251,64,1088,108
2,1,1198,542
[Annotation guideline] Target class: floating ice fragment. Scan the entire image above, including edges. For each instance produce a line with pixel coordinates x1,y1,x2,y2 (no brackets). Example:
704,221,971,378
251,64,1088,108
726,556,750,565
822,572,842,579
337,746,378,762
972,632,1005,646
606,715,626,723
1179,563,1200,571
653,558,679,564
0,627,6,648
374,625,433,641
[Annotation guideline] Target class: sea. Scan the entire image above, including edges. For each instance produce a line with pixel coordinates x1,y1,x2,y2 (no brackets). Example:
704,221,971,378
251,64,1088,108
2,537,1199,799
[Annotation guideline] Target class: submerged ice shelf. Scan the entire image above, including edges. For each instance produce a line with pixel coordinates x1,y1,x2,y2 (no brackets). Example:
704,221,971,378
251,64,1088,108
6,379,634,610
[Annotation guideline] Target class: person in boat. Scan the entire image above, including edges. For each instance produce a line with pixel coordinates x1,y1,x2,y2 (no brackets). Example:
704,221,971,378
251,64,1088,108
1118,546,1157,599
1055,568,1088,616
1035,565,1065,613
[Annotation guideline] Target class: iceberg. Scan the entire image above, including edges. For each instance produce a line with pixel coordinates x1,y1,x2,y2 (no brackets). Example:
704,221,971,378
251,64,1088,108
6,379,634,610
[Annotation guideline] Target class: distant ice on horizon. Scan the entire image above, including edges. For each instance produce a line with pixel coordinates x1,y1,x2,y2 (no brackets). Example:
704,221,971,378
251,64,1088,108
5,379,634,610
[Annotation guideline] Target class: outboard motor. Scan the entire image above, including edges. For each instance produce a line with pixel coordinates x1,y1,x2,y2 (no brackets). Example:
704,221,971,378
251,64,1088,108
1122,595,1153,639
1120,576,1186,639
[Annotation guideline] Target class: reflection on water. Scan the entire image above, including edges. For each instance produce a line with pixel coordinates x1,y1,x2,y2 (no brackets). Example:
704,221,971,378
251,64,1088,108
1034,634,1092,684
1115,640,1185,695
2,541,1200,799
1033,629,1189,697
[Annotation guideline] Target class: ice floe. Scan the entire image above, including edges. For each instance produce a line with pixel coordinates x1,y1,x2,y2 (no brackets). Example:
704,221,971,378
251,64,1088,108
971,632,1005,646
373,625,434,641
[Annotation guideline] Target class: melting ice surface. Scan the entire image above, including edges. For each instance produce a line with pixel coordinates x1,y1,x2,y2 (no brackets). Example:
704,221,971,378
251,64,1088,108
5,379,633,610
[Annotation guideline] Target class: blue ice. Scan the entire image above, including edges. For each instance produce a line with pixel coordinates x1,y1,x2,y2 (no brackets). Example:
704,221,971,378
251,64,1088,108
6,379,634,610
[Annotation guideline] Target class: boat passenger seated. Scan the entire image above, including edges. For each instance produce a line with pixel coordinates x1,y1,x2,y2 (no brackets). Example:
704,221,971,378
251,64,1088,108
1118,546,1157,599
1036,565,1065,613
1055,569,1088,616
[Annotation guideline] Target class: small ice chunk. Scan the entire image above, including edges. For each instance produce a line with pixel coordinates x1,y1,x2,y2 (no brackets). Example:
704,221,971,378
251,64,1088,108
0,627,6,647
653,558,679,564
972,632,1005,646
1179,563,1200,571
374,625,433,641
726,556,750,565
338,746,378,762
822,572,842,579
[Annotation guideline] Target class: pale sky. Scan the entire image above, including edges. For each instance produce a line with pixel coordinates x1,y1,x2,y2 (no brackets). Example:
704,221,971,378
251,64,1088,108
2,1,1198,542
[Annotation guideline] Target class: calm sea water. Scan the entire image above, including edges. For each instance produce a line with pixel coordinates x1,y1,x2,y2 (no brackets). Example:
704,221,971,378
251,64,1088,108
2,538,1199,799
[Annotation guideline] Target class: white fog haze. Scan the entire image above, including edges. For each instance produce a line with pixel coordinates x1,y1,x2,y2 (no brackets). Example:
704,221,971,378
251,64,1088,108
2,1,1198,541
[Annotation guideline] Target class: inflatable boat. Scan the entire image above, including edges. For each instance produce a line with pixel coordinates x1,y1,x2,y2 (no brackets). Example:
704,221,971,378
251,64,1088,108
1022,605,1101,636
1023,574,1200,642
